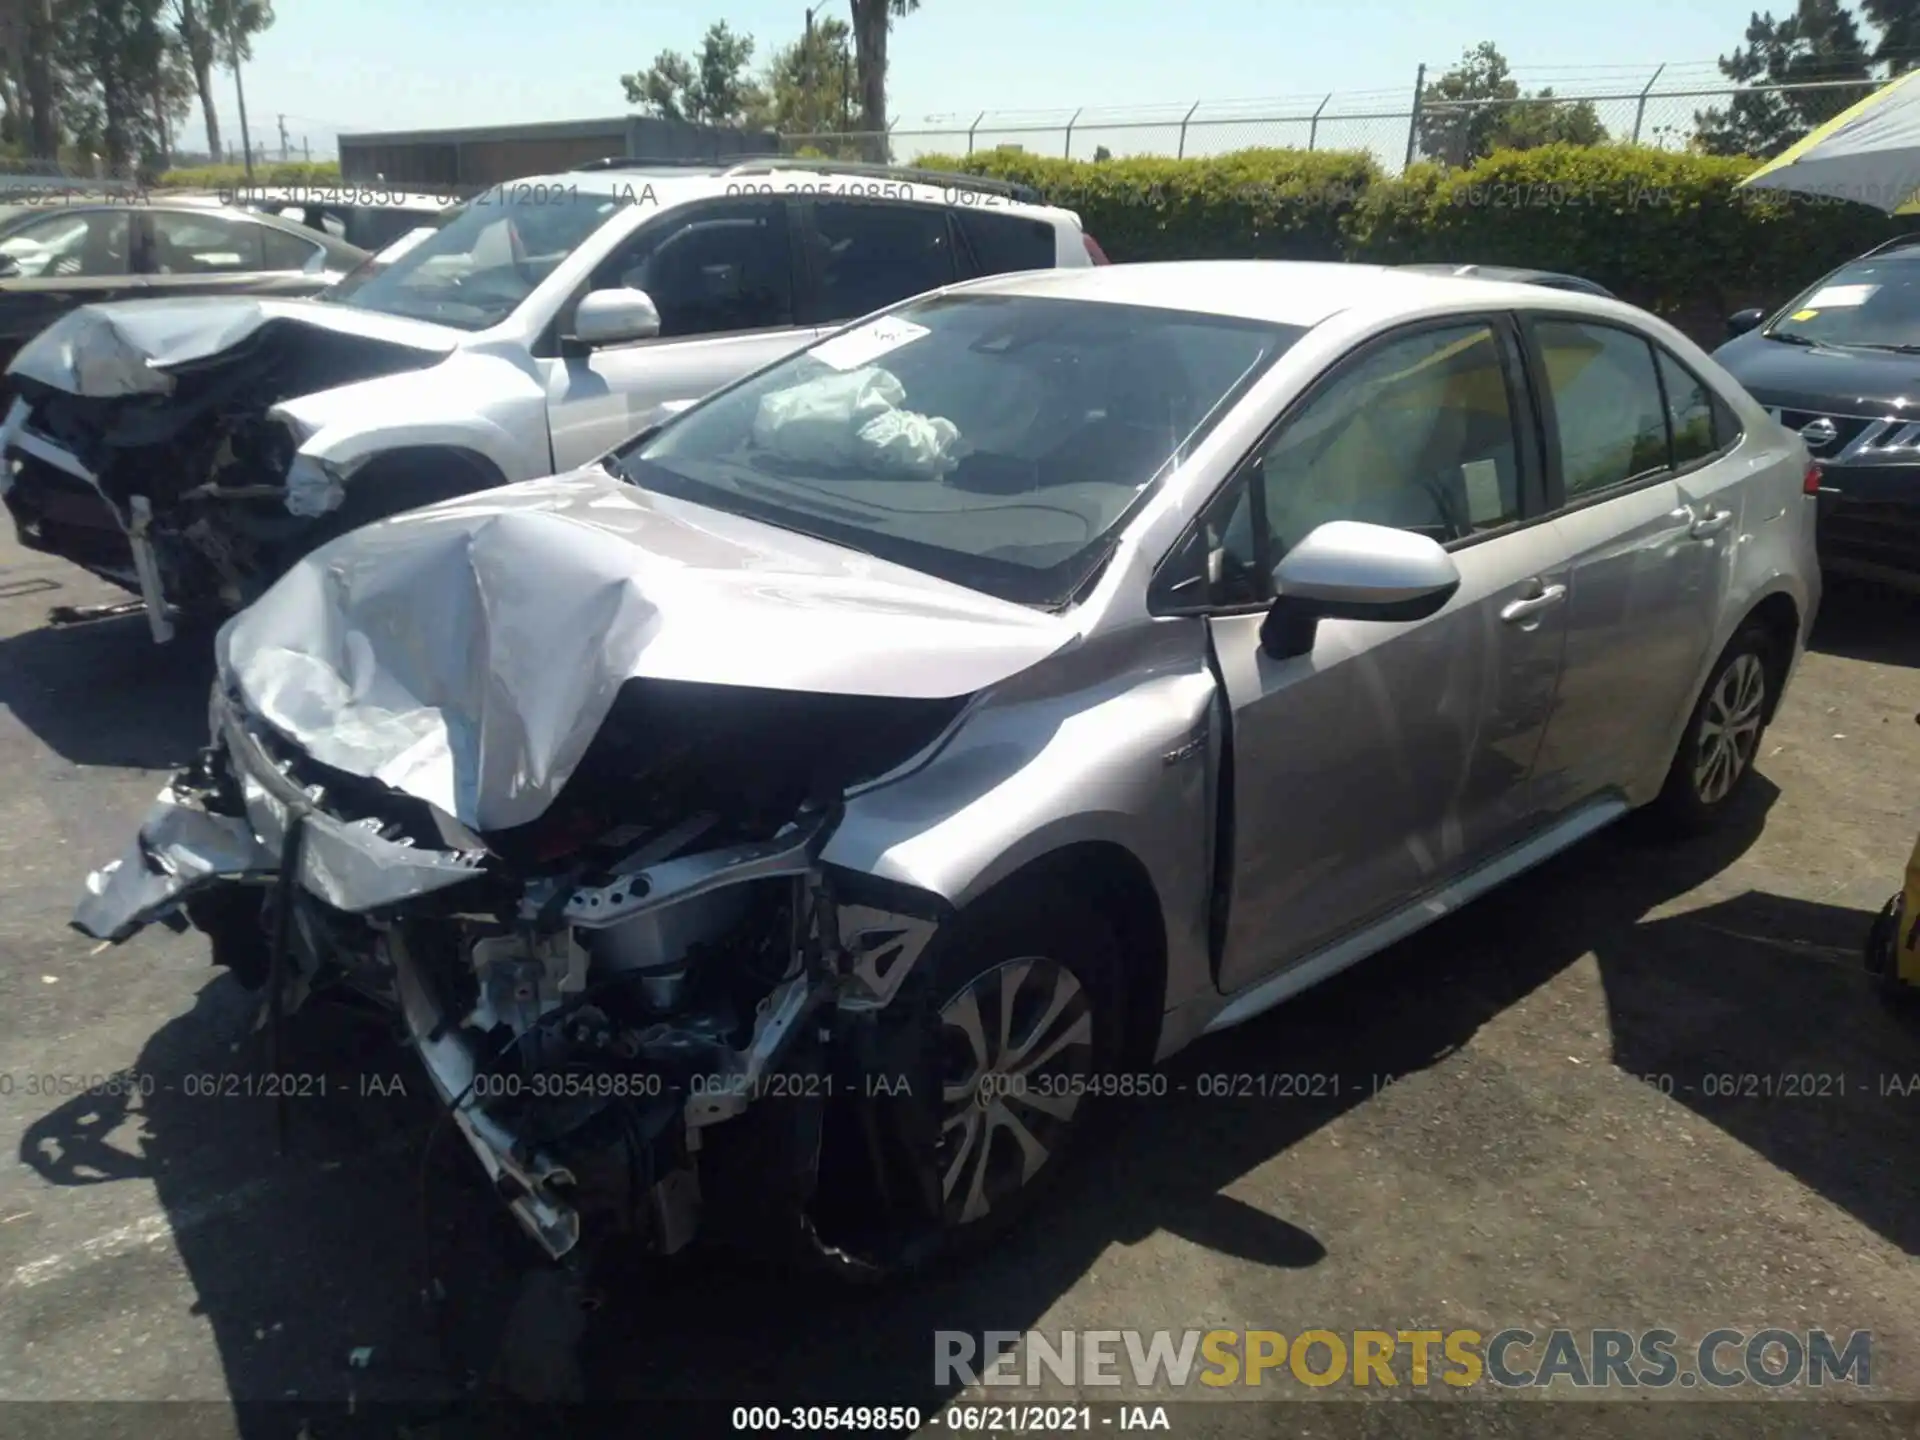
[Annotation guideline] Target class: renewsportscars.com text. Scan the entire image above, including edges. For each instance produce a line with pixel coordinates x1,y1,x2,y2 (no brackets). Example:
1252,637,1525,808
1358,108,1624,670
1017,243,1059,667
935,1327,1872,1390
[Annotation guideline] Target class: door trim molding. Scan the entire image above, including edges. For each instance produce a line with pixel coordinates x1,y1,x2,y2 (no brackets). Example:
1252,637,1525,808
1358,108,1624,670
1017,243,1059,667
1189,793,1629,1040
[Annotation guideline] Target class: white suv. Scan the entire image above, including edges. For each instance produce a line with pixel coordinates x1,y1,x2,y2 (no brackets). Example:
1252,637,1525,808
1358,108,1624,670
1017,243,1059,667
0,158,1100,640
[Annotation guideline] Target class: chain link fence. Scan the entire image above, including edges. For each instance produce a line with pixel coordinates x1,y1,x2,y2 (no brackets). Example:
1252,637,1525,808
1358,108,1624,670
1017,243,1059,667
779,75,1886,174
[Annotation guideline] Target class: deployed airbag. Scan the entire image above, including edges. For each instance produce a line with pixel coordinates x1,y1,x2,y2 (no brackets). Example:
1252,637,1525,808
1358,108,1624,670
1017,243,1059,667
752,366,961,478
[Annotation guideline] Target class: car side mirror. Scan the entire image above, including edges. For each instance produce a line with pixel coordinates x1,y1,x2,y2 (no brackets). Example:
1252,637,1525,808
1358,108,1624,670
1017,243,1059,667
1259,520,1462,660
570,286,661,347
0,255,20,280
1726,307,1766,338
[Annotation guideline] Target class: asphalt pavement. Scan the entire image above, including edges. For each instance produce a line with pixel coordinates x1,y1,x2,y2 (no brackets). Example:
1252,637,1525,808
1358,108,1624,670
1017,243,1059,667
1,527,1917,1440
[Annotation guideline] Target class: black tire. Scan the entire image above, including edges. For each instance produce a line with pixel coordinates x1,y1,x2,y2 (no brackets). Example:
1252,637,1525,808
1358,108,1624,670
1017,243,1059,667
1866,893,1920,1013
1650,622,1778,836
295,457,495,558
910,878,1124,1261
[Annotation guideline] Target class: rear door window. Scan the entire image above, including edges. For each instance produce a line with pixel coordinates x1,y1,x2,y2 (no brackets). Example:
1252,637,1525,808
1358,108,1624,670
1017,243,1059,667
1654,350,1719,469
148,211,267,273
804,200,958,322
955,208,1056,277
1532,319,1670,499
259,224,325,271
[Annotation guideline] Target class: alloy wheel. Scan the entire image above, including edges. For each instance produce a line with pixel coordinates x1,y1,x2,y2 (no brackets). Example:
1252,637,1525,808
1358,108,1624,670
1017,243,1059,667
1692,652,1767,806
934,956,1095,1227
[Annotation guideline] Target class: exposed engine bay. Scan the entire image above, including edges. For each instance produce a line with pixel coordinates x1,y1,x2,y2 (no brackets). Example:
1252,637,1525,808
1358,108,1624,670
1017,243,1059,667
80,671,969,1268
2,301,454,633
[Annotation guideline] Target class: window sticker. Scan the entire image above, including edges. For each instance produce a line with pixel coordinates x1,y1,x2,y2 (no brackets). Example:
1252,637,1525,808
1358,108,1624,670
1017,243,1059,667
1790,309,1819,321
1462,459,1505,527
1804,283,1877,308
811,316,931,371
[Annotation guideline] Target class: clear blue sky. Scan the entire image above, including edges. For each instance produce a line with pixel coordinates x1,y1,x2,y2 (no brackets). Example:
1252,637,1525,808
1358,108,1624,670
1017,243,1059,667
183,0,1825,160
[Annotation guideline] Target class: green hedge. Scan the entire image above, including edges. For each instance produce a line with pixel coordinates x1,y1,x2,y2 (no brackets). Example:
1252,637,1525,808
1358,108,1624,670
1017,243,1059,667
920,148,1378,263
155,159,343,189
922,144,1909,328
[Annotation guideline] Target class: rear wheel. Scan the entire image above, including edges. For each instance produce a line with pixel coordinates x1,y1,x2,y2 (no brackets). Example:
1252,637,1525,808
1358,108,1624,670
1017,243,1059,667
1651,623,1777,835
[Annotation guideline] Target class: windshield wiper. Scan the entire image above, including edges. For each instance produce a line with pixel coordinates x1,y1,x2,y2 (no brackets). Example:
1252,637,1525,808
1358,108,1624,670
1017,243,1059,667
1762,330,1818,347
1854,341,1920,353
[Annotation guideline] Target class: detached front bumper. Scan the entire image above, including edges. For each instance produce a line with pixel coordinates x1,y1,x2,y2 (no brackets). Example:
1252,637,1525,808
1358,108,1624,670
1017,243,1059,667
73,688,487,946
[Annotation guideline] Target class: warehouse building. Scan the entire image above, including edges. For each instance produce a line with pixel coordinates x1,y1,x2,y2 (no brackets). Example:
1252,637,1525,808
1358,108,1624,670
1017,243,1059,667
337,115,780,190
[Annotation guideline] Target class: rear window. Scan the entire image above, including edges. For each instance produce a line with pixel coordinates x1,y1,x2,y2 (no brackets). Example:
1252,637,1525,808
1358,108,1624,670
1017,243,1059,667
956,209,1057,276
260,225,323,271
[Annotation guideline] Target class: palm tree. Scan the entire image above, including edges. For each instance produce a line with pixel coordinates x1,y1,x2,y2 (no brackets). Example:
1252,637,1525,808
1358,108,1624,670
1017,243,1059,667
170,0,221,161
848,0,916,161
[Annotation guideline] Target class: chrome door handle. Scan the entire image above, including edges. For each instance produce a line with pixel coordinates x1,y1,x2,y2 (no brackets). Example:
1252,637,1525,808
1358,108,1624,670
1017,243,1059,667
1500,583,1567,623
1688,507,1734,539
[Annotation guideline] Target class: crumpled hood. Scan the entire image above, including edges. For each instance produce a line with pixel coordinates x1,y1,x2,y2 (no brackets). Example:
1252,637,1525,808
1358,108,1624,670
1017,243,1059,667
9,296,462,398
219,465,1077,833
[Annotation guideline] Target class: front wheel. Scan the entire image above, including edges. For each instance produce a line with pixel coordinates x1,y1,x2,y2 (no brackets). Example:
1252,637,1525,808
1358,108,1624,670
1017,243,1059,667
1651,623,1777,835
914,883,1123,1258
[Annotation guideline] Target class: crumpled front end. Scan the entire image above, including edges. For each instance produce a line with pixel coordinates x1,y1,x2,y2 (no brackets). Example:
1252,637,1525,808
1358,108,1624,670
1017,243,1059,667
76,671,960,1268
3,300,457,633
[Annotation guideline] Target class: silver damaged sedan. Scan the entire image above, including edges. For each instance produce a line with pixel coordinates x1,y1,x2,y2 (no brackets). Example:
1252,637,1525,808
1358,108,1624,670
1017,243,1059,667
76,260,1821,1272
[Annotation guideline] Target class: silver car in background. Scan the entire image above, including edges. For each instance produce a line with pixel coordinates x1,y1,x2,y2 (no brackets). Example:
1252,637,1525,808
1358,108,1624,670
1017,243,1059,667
76,260,1819,1274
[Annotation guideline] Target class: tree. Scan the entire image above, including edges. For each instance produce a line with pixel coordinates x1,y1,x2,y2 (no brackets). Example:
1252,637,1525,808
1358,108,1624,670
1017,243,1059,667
1417,43,1616,165
67,0,174,175
1492,88,1607,149
169,0,220,159
148,26,194,166
1859,0,1920,74
622,21,769,128
15,0,61,161
1695,1,1873,158
1416,42,1521,166
849,0,916,161
763,13,852,137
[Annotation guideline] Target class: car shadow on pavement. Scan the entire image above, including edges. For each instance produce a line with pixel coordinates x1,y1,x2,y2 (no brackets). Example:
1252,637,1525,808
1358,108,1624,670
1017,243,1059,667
0,613,215,770
1810,581,1920,669
15,771,1915,1438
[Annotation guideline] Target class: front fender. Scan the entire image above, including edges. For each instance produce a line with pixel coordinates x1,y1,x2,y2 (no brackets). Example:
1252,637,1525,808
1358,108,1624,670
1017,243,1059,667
819,619,1222,1018
272,349,553,483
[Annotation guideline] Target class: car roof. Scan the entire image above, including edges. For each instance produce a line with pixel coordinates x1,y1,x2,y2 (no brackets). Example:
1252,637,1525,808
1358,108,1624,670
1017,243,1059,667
499,166,1082,228
1396,262,1612,295
945,259,1631,328
0,196,370,264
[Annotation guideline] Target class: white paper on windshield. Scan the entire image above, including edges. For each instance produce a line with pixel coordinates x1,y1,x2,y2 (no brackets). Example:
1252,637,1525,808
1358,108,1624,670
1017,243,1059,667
811,317,931,372
1804,283,1878,308
372,226,436,264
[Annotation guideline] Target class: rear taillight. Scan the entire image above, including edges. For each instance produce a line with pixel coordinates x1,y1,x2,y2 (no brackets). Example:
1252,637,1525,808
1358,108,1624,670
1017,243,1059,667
1082,233,1110,265
1804,462,1823,495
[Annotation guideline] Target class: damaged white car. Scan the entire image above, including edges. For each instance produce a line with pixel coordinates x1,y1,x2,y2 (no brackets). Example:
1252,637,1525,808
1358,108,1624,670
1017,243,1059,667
75,262,1818,1270
0,161,1094,643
